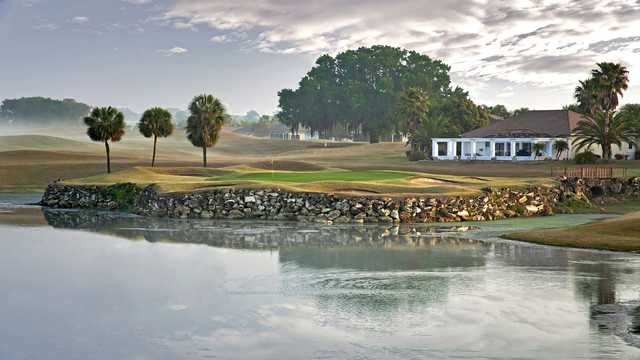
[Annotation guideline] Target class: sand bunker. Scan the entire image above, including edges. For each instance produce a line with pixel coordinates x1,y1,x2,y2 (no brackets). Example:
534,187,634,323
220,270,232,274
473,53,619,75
409,177,447,186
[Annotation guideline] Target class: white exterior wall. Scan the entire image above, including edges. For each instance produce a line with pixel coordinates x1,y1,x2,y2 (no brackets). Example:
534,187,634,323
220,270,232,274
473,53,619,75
431,137,569,161
568,138,636,160
433,137,637,160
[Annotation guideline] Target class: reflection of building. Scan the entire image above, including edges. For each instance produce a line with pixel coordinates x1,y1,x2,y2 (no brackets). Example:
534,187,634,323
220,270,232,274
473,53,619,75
433,110,636,161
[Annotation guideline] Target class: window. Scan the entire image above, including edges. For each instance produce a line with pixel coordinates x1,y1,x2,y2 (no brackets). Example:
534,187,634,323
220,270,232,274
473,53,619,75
630,143,635,150
495,142,511,157
516,142,532,157
437,142,448,156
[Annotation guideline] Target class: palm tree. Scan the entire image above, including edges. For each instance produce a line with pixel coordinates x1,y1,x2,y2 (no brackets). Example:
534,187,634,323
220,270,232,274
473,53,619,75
532,143,546,160
397,87,429,151
412,113,450,156
138,107,174,167
592,62,629,112
574,78,601,115
84,107,126,173
186,94,226,168
572,111,635,161
553,139,569,160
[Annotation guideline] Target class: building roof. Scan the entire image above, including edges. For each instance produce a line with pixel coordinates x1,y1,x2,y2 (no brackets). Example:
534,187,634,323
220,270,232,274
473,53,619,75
462,110,586,138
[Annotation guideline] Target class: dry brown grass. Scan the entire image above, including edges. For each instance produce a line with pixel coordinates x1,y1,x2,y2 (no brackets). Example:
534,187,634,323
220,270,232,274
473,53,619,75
2,129,638,192
505,211,640,252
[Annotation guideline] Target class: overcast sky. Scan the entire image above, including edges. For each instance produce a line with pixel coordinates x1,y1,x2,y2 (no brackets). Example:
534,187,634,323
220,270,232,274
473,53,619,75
1,0,639,115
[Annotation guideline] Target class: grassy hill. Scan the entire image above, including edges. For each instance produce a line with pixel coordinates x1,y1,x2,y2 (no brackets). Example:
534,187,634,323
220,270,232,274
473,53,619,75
63,166,551,196
1,129,638,193
0,135,98,152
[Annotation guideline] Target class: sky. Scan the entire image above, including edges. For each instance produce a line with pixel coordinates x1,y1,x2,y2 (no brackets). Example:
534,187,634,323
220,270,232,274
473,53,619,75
1,0,639,115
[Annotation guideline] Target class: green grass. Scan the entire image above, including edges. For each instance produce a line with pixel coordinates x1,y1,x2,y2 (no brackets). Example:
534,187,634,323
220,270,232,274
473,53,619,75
3,131,637,192
61,166,554,197
210,170,415,183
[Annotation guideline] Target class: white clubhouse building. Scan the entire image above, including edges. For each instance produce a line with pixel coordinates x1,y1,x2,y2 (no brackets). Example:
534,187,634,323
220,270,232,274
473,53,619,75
432,110,636,161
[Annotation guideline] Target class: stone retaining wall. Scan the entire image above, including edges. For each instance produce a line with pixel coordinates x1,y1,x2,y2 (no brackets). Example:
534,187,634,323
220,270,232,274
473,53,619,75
40,177,640,224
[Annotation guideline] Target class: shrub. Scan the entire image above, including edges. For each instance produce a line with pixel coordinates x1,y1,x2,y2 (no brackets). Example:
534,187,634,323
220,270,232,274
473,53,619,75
406,150,427,161
614,154,625,160
574,151,598,164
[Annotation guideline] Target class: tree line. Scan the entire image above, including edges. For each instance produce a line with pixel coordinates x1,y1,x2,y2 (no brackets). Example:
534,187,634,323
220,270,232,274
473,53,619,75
0,97,91,126
84,94,226,173
277,45,490,145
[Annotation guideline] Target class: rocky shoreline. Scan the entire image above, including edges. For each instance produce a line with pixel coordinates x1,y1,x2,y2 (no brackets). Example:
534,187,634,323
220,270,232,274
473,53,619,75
40,177,640,224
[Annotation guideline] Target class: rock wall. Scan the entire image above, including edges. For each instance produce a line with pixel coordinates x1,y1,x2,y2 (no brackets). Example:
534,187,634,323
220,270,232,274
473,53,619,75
557,176,640,200
40,177,640,224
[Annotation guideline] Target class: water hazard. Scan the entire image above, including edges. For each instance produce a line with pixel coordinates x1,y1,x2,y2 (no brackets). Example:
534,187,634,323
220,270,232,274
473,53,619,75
0,194,639,359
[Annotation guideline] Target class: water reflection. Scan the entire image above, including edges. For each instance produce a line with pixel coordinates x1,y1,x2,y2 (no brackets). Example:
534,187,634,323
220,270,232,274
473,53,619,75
0,207,638,358
632,307,640,334
42,208,485,253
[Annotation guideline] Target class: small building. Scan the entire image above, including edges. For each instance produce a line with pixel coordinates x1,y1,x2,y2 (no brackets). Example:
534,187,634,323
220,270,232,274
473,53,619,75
432,110,636,161
269,123,319,141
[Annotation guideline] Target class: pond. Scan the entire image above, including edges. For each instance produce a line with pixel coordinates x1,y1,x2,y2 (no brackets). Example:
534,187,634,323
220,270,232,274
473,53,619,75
1,193,639,359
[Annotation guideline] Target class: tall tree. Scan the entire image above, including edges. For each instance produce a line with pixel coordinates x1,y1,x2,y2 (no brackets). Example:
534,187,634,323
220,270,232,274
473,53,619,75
512,107,530,117
486,104,510,119
186,94,226,168
83,107,126,173
574,78,601,115
572,111,635,160
277,46,466,143
430,87,490,135
138,107,174,167
396,87,429,151
412,113,452,156
619,104,640,138
591,62,629,112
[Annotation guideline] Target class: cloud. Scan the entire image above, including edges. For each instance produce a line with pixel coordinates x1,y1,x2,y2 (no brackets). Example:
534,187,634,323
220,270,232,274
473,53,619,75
162,0,640,92
172,21,196,31
71,16,89,24
210,35,228,43
157,46,188,56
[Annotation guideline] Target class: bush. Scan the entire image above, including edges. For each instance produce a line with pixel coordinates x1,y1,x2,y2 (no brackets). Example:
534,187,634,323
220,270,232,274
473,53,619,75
614,154,625,160
574,151,599,164
406,150,427,161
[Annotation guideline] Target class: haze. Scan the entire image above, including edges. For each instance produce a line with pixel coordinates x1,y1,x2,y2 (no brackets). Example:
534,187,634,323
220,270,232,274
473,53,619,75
1,0,640,114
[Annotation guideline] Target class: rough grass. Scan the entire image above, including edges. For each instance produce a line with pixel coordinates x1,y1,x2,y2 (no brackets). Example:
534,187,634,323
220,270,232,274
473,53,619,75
0,135,97,152
505,211,640,252
2,131,638,192
212,170,415,183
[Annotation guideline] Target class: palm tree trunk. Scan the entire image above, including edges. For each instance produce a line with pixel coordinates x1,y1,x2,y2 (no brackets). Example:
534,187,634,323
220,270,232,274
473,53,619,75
202,146,207,168
105,141,111,173
601,142,611,161
151,135,157,167
202,113,208,168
